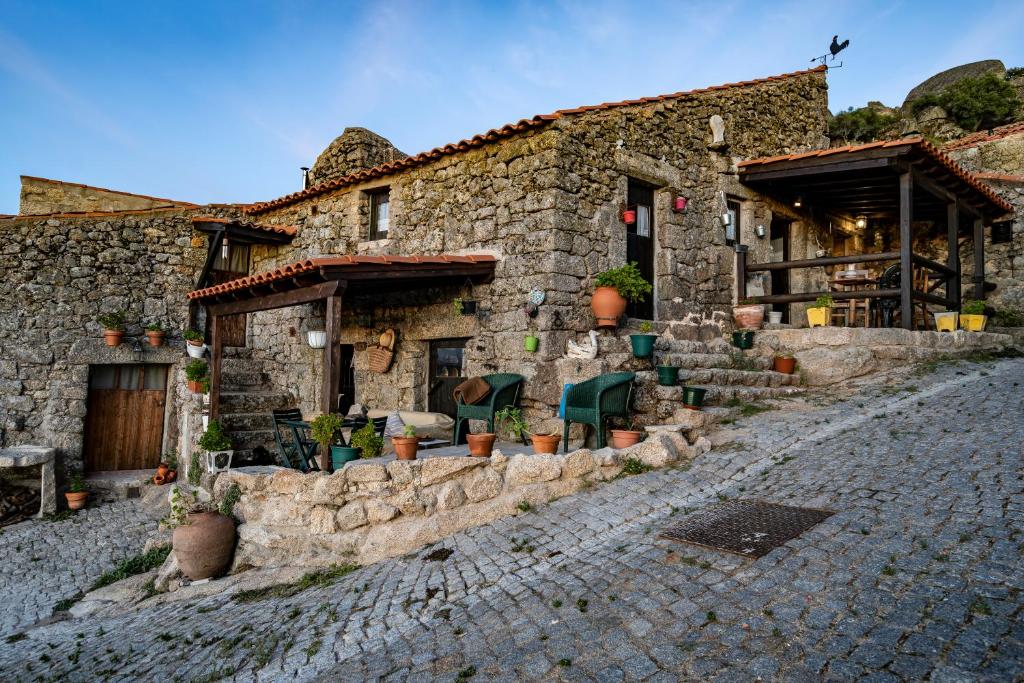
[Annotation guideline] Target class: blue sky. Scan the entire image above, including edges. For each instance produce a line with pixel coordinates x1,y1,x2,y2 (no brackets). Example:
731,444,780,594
1,0,1022,215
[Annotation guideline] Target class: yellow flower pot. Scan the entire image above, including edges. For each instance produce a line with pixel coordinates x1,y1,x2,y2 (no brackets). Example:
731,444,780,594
959,314,987,332
806,306,830,328
933,312,958,332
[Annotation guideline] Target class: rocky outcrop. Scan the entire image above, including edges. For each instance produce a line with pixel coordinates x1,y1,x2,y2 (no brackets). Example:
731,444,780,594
307,128,407,186
902,60,1006,109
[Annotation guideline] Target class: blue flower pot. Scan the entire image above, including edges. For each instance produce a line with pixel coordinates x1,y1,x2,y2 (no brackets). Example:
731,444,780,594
630,334,656,358
330,446,360,469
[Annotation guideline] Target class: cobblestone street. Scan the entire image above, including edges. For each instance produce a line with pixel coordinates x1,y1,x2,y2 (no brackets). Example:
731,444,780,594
2,357,1022,682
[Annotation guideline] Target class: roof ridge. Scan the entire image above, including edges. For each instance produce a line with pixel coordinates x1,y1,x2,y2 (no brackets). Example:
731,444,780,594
245,66,828,215
1,206,195,221
943,120,1024,151
20,175,197,206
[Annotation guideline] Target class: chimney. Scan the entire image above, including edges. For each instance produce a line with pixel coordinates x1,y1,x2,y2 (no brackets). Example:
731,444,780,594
301,167,310,190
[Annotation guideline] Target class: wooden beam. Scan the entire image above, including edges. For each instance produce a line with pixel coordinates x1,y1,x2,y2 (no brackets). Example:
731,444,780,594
910,254,956,277
209,315,222,420
740,157,896,183
735,246,748,301
750,288,901,305
899,172,913,330
207,280,344,316
320,292,344,472
973,218,985,300
747,250,900,273
195,229,224,291
947,202,960,311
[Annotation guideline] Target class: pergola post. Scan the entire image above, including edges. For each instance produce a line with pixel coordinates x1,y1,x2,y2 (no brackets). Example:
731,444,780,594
209,314,222,419
735,245,748,301
320,291,344,471
946,202,960,310
898,172,913,330
973,218,985,300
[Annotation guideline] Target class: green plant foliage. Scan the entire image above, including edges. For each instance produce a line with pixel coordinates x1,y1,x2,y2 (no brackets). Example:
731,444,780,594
184,360,209,382
1007,67,1024,79
218,483,242,518
621,457,651,475
452,298,464,316
813,294,834,308
233,564,359,603
495,406,528,440
97,310,126,331
198,419,232,452
595,262,653,303
183,329,204,342
829,106,900,143
350,423,383,460
188,452,202,486
910,74,1020,131
90,545,171,591
402,424,417,438
67,475,86,493
992,308,1024,327
145,322,164,332
309,413,344,450
961,299,986,315
638,321,653,334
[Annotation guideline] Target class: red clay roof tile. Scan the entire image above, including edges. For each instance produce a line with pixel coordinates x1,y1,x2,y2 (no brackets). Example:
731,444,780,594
245,66,828,215
943,121,1024,151
190,215,297,236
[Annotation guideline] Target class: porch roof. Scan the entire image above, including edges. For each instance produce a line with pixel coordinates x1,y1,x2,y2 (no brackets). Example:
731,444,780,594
187,254,497,311
738,138,1013,222
191,216,296,245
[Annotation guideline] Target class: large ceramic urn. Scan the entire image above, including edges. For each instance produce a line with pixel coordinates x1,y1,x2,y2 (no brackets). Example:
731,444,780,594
591,287,627,328
172,512,236,581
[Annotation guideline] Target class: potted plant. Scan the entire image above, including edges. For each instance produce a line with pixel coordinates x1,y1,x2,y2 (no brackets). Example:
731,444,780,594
310,413,358,470
959,300,987,331
681,386,707,411
806,294,833,328
591,262,653,329
466,430,497,457
530,432,561,454
731,329,755,349
392,424,419,461
656,363,679,386
933,310,958,332
185,360,209,394
98,310,126,347
732,299,764,330
65,475,88,510
184,329,207,358
145,323,166,347
495,406,528,442
609,418,644,449
630,321,656,358
351,423,384,461
169,486,238,581
198,419,233,473
524,332,539,352
773,353,797,374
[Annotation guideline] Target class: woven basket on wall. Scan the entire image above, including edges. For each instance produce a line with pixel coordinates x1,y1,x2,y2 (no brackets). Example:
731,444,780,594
367,328,396,374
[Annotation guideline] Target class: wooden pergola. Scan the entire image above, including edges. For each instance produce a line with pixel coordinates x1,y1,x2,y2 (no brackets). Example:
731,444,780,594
737,138,1013,328
187,254,497,418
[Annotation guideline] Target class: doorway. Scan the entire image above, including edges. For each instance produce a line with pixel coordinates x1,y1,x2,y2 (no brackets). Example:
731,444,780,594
209,243,250,347
626,178,656,320
427,339,468,417
83,364,168,471
769,218,792,323
337,344,356,414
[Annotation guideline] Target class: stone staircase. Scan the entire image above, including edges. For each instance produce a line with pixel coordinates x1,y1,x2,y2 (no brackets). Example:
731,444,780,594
217,350,293,466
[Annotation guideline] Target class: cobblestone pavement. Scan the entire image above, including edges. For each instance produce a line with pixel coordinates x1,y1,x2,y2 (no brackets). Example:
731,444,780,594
0,499,162,637
2,358,1022,682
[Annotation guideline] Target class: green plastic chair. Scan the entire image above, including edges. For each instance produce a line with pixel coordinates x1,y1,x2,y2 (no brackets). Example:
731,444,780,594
453,373,526,445
562,372,636,451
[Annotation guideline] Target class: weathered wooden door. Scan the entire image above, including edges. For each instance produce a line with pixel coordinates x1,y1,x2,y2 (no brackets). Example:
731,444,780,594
337,344,356,414
626,179,656,320
210,244,250,347
83,365,168,471
427,339,467,417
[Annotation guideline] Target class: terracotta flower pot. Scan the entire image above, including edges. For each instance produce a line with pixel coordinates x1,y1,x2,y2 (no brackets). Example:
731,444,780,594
773,356,797,374
530,433,560,454
466,433,497,457
173,511,236,581
146,331,165,347
392,436,419,461
103,330,123,347
152,473,166,485
609,429,643,449
166,470,177,483
591,286,627,329
187,380,206,394
732,304,765,330
65,491,88,510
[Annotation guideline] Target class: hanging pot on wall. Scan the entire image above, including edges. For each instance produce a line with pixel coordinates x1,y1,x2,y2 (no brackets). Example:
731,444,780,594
307,331,327,349
367,329,397,373
622,209,637,225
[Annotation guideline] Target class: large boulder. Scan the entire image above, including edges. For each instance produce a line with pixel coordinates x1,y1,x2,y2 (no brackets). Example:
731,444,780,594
794,346,876,385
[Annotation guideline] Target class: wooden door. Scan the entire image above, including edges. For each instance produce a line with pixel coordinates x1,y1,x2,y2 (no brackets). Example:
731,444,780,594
337,344,356,414
83,365,168,472
626,179,656,320
210,244,250,347
428,339,467,417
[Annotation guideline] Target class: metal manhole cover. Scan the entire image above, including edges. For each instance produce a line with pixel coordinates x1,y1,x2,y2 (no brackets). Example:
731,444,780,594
660,499,834,558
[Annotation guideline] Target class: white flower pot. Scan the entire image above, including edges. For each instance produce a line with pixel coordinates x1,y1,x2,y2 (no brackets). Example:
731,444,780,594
307,331,327,349
186,343,207,358
768,311,783,324
205,450,233,474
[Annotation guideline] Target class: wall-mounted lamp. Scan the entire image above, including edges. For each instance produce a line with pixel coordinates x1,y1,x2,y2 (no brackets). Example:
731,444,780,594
673,196,688,212
793,195,803,208
755,224,766,239
307,330,327,349
855,215,867,229
221,236,230,261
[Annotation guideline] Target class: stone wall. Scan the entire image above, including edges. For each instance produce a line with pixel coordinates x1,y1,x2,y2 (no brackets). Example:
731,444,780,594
307,128,408,186
18,176,192,216
243,70,831,421
0,208,221,476
214,430,706,570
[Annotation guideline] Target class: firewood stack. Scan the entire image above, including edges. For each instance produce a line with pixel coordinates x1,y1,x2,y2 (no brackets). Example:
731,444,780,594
0,484,41,527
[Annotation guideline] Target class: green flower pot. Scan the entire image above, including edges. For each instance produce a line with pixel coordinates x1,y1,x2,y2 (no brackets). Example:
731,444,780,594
656,365,679,386
330,446,360,469
630,334,656,358
524,335,539,352
681,386,707,410
731,330,755,350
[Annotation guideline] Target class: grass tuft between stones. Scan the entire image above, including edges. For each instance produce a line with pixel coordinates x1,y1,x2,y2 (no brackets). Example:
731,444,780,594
233,563,360,603
90,545,172,592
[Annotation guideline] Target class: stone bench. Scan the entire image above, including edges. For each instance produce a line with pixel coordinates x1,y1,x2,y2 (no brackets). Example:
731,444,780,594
0,446,57,517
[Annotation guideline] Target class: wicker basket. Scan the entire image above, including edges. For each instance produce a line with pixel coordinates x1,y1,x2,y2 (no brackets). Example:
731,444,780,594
367,328,396,374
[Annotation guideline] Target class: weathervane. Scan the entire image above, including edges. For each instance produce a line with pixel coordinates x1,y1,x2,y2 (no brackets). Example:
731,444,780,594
811,35,850,68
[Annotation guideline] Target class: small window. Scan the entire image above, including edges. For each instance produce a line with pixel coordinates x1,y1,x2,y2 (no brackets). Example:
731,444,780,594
368,188,390,240
726,199,742,244
991,221,1013,244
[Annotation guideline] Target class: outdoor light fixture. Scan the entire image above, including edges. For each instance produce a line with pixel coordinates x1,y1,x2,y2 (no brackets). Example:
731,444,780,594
793,195,803,208
855,215,867,229
755,224,766,238
221,237,230,261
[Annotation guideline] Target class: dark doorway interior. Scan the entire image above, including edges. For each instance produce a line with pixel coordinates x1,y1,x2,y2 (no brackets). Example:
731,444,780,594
428,339,468,417
769,218,792,323
337,344,356,414
626,178,656,320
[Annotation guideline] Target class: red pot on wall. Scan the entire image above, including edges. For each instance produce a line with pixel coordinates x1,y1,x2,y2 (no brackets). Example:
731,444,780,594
103,330,123,347
392,436,419,461
466,433,497,457
591,287,627,329
622,209,637,225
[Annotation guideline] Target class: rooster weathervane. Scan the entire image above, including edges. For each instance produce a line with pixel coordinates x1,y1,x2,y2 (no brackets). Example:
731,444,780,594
811,35,850,67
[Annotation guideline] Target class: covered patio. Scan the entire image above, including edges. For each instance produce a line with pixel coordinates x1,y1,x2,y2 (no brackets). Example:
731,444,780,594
737,138,1014,329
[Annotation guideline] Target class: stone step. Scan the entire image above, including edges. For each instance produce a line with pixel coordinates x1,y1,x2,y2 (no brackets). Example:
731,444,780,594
225,429,278,451
218,412,276,432
703,385,804,404
221,370,269,391
221,356,265,374
219,390,293,413
679,368,801,387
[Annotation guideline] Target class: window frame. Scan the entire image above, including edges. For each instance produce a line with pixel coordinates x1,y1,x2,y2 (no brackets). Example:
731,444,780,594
367,187,390,241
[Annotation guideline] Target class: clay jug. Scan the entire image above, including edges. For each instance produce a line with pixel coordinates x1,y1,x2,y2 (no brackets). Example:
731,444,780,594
173,512,236,580
591,287,626,328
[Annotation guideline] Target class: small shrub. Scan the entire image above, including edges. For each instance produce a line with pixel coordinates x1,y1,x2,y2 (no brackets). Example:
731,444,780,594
183,329,204,343
350,423,383,459
67,475,86,493
97,310,126,331
495,406,528,441
198,420,232,452
595,262,653,303
638,320,653,334
184,360,208,382
145,322,164,332
813,294,834,308
309,413,344,453
218,484,242,518
1007,67,1024,80
829,106,900,143
961,299,986,315
621,457,651,476
188,452,202,486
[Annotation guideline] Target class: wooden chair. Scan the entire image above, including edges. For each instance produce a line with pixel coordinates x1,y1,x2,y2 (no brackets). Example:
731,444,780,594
453,373,526,445
271,408,318,472
912,266,931,330
562,372,636,451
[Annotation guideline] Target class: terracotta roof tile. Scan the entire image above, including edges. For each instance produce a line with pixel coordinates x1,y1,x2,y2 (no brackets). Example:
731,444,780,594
245,66,828,215
190,216,297,236
187,254,498,300
738,137,1014,214
20,175,196,207
1,206,192,221
943,121,1024,151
